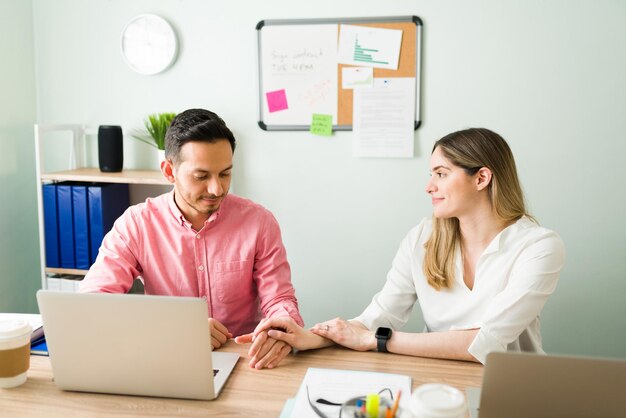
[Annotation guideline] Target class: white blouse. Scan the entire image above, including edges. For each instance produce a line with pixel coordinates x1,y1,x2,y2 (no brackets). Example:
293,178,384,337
353,217,565,364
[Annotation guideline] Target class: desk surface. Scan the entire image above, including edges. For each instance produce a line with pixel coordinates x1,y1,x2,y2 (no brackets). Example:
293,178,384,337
2,341,483,417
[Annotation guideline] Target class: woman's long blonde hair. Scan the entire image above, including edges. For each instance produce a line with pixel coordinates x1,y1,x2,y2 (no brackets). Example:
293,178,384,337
423,128,533,290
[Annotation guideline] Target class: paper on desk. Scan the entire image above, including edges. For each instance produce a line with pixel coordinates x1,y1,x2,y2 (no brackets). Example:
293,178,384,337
1,313,43,335
279,398,296,418
291,368,411,418
338,25,403,70
353,77,416,158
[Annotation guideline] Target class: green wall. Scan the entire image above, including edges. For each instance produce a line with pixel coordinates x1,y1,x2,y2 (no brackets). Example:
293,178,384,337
0,0,39,313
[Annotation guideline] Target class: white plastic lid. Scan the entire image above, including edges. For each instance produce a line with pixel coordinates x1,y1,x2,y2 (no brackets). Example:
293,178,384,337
411,383,467,417
0,319,32,339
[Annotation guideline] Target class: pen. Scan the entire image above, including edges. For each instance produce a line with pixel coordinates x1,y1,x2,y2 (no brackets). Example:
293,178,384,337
355,399,364,418
389,390,402,418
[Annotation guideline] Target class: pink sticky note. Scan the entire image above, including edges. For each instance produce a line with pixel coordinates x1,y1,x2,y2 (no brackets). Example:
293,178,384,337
266,89,289,113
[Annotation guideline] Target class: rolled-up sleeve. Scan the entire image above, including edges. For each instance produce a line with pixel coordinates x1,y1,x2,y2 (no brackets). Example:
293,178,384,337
79,209,141,294
254,212,304,326
468,232,565,363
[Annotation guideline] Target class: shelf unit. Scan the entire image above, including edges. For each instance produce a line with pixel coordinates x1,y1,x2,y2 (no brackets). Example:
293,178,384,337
34,124,170,290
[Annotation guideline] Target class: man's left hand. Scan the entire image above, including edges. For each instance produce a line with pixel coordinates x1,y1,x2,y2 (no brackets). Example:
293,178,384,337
235,330,292,369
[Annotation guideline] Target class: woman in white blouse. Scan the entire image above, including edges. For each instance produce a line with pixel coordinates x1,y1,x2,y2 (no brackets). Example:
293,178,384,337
239,128,565,369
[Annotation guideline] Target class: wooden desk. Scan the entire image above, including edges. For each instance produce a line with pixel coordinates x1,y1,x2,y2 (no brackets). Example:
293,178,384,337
1,342,483,417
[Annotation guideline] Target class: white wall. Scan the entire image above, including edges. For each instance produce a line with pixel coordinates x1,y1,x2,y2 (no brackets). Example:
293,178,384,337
25,0,626,358
0,0,39,313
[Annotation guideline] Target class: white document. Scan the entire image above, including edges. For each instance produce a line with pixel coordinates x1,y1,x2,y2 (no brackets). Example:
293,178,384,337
0,313,43,330
261,24,338,125
291,368,412,418
338,25,403,70
342,66,374,89
353,77,416,158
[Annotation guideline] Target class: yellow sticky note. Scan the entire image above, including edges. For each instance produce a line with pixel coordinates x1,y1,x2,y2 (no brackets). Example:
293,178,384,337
310,114,333,136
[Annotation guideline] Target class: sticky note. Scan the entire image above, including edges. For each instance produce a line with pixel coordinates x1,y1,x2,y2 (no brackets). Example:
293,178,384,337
266,89,289,113
310,114,333,136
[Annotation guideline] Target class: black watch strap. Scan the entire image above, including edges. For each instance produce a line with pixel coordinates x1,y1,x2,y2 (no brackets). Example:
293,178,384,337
375,327,392,353
377,336,388,353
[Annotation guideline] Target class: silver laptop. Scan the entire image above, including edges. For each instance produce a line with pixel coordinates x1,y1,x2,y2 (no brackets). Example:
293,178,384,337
37,290,239,400
467,351,626,418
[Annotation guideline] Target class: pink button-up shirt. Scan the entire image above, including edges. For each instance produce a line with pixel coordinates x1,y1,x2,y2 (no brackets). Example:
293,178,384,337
80,192,303,336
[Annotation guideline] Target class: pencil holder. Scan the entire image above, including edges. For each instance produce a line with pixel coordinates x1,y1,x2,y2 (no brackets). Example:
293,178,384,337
341,395,402,418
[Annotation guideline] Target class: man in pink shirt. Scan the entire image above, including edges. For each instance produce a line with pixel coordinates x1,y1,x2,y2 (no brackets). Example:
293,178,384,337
80,108,303,369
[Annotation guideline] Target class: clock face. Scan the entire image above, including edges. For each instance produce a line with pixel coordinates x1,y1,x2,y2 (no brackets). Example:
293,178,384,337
121,14,178,75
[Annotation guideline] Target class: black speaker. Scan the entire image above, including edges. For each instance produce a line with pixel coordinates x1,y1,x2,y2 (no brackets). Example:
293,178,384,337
98,125,123,172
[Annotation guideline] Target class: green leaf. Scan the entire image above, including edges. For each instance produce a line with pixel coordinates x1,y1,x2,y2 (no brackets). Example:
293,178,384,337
131,112,177,150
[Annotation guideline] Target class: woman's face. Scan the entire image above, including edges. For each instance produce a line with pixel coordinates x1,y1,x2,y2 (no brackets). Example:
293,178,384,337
425,146,481,219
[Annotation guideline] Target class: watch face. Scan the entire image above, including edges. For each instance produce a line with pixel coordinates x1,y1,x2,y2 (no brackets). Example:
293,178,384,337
121,14,178,75
376,327,392,339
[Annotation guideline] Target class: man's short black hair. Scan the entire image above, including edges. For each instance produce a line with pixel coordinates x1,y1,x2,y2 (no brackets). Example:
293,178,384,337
165,108,236,163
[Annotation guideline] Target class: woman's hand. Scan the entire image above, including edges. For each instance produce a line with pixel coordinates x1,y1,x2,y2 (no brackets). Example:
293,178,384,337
241,316,333,352
310,318,376,351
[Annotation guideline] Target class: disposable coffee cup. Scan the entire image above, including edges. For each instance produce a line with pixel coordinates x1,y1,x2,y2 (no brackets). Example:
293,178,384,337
410,384,466,418
0,319,32,388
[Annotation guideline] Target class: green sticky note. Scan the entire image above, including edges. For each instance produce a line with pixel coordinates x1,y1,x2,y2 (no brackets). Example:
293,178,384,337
310,114,333,136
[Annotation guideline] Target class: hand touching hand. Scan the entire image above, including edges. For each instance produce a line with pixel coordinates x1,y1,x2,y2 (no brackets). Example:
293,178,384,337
234,316,333,369
243,330,292,369
310,318,376,351
251,317,333,351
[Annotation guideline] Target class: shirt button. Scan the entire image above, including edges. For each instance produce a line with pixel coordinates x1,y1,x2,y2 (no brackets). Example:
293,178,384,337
196,234,201,240
198,265,205,271
202,296,207,301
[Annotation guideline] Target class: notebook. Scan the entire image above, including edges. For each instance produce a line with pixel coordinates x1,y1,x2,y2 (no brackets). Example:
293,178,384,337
36,290,238,400
468,351,626,418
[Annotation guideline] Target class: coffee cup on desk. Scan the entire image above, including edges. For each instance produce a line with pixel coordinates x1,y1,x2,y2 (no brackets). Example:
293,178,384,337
0,319,32,388
410,384,467,418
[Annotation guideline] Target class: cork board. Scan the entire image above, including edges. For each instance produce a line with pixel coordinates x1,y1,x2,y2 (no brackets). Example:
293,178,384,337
257,16,422,131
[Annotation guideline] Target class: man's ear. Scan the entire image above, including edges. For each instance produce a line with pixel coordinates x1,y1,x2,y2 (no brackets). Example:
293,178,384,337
160,159,176,184
476,167,493,191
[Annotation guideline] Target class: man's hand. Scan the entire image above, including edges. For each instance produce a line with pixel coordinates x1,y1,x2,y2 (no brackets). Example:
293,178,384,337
208,318,232,349
237,316,333,353
246,331,292,369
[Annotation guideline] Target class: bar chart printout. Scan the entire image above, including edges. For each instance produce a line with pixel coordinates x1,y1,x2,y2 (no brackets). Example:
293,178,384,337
338,24,402,70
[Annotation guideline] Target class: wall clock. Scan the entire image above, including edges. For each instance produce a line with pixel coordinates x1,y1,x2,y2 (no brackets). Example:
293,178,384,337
120,14,178,75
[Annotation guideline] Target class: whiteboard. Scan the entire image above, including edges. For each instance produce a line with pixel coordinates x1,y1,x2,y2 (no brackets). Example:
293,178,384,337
259,24,338,126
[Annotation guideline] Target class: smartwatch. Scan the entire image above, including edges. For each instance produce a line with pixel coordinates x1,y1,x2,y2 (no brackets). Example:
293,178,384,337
375,327,393,352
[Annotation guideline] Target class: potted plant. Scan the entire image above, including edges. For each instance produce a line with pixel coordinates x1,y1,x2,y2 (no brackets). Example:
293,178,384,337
131,113,177,160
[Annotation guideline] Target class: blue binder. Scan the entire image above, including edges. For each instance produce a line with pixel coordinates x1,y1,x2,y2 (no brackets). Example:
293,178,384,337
72,185,90,270
42,184,60,268
57,183,75,268
30,340,48,356
88,184,130,265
